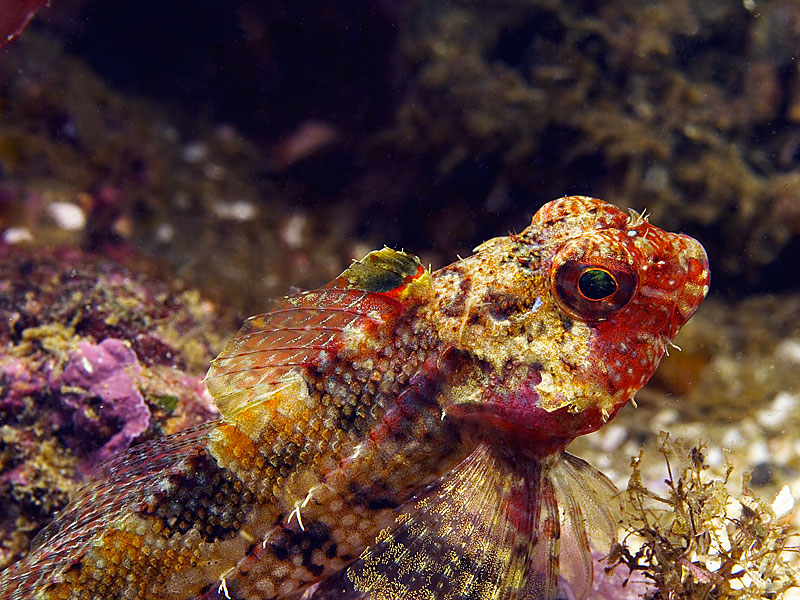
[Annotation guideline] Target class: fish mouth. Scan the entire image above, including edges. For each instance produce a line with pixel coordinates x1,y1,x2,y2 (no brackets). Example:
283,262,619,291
664,234,710,336
677,234,710,316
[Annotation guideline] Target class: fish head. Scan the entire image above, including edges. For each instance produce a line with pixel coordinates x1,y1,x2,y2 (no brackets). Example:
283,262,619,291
433,196,710,450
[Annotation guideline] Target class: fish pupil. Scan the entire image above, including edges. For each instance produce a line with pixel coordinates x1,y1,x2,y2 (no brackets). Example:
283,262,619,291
578,268,617,300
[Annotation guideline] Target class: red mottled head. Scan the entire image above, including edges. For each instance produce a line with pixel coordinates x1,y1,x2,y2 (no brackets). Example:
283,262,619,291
431,196,709,449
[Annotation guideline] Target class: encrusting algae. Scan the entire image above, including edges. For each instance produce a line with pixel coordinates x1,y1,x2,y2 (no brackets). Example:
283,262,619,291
0,249,226,570
0,197,709,599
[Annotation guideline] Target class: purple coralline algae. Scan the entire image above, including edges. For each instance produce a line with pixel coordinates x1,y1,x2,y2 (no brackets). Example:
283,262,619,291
58,339,151,466
0,247,228,570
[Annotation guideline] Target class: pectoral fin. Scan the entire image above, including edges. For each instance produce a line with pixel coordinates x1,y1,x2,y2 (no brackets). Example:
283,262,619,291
306,444,621,600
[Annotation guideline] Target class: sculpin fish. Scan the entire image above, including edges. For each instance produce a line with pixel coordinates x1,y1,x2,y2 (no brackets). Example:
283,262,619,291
0,196,709,600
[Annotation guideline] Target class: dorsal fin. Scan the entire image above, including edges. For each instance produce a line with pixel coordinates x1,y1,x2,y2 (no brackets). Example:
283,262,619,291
336,247,430,300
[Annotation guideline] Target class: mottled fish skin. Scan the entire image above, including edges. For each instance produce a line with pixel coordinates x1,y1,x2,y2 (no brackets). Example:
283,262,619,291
0,197,709,600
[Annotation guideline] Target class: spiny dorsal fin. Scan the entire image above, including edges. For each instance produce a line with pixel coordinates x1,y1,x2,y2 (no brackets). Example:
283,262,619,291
338,247,431,301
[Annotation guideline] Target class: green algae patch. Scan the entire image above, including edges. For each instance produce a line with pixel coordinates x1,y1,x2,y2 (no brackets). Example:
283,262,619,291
151,393,179,412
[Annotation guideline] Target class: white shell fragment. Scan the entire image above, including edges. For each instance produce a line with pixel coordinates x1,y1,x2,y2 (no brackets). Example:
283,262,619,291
772,484,794,520
48,201,86,231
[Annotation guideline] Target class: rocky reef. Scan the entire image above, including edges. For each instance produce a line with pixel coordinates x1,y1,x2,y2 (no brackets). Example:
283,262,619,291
0,248,226,569
1,0,800,597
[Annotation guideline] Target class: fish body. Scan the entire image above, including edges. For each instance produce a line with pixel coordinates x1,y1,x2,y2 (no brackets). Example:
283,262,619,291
0,196,709,600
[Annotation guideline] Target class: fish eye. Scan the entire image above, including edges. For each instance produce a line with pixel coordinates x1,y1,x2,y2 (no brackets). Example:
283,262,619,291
577,268,617,300
553,261,636,320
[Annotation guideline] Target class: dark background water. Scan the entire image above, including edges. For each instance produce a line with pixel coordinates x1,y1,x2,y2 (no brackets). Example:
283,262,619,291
4,0,800,310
